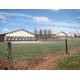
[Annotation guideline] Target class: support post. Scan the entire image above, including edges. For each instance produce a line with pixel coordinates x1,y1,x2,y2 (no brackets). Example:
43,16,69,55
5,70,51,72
6,42,13,70
65,38,68,54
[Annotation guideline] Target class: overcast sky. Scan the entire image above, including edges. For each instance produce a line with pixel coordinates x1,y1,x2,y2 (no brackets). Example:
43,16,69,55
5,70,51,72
0,9,80,34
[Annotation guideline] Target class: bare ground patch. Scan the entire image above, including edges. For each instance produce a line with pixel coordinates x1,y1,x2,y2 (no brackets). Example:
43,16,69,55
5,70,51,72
0,57,8,70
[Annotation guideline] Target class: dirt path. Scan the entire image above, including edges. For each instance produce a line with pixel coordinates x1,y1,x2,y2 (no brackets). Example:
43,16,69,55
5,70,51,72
30,46,80,70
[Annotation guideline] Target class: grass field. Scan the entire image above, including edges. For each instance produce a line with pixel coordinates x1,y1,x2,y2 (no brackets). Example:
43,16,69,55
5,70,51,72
0,39,80,61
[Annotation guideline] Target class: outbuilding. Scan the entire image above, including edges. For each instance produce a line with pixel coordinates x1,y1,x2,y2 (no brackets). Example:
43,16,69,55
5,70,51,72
55,31,68,39
0,29,37,42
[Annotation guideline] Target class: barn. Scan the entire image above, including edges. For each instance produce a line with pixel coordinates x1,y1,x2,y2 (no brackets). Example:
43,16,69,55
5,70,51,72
52,31,68,39
0,29,37,42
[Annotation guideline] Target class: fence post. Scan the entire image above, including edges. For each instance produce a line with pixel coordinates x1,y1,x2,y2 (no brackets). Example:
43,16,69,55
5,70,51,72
65,38,68,54
6,42,13,70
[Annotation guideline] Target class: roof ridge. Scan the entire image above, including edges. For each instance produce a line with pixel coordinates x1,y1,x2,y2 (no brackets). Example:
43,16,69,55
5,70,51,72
0,29,34,35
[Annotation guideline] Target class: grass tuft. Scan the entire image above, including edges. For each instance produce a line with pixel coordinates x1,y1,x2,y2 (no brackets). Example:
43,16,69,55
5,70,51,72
52,51,80,70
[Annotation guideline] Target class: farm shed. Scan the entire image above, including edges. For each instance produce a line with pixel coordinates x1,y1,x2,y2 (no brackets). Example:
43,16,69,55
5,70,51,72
0,29,37,42
55,31,68,39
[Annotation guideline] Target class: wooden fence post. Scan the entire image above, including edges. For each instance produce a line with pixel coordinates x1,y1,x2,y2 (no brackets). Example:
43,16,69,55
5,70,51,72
6,42,13,70
65,38,68,54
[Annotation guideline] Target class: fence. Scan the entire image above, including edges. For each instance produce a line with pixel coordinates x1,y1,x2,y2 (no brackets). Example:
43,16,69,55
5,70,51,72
0,38,80,70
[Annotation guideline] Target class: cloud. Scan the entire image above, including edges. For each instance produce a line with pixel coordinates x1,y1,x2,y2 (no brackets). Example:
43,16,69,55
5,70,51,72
0,11,32,18
3,28,10,32
0,11,52,25
0,11,33,24
0,14,6,19
50,9,60,12
33,16,51,23
7,13,32,18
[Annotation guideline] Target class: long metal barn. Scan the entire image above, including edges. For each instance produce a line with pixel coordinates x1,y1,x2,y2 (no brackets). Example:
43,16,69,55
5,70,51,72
0,29,37,42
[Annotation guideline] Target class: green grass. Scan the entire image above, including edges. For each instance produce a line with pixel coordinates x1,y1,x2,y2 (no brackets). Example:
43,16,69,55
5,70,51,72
0,43,7,57
52,51,80,70
0,39,80,61
12,41,65,61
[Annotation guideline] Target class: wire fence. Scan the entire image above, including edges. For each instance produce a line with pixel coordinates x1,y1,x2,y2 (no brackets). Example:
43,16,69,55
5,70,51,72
0,38,80,69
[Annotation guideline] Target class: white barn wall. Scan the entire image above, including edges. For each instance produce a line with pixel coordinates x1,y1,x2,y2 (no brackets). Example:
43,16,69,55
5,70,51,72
56,33,66,37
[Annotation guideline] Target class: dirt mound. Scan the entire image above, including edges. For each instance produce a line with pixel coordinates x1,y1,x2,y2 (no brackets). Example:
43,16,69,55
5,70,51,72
13,56,46,70
0,56,47,70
